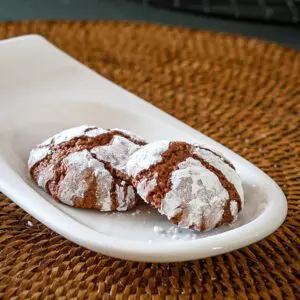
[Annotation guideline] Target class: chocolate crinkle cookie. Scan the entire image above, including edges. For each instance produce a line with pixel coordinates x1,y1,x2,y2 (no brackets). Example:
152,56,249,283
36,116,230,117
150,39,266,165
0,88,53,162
28,125,146,211
126,140,244,231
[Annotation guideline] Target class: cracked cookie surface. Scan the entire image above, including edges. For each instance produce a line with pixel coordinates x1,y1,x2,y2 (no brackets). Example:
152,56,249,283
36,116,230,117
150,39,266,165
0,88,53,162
126,140,244,231
28,125,146,211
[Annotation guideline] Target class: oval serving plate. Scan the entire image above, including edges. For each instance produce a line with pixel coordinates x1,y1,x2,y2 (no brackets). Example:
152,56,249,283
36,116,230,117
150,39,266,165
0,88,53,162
0,35,287,262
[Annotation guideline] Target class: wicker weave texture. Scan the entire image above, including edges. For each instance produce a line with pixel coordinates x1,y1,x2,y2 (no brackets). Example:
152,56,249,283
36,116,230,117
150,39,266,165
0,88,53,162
0,21,299,299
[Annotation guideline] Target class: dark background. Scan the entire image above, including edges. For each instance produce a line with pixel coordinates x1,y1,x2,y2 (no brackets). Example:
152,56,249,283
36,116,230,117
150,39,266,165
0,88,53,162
0,0,299,49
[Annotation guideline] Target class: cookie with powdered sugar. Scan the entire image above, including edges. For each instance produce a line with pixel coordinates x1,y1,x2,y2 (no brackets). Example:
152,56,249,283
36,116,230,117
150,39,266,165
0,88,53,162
28,125,146,211
126,140,244,231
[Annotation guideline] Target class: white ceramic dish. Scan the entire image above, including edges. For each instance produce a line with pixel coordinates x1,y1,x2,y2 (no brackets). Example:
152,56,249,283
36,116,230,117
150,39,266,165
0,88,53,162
0,35,287,262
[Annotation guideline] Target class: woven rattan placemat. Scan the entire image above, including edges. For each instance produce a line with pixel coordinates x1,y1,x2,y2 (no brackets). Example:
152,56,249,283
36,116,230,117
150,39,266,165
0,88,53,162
0,21,299,299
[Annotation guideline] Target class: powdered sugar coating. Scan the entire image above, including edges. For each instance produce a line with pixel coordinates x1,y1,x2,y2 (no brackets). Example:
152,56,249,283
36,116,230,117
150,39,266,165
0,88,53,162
91,135,140,173
161,158,229,230
125,186,136,211
193,147,244,207
116,184,125,208
230,201,239,222
28,147,52,169
136,175,157,203
52,125,107,146
37,164,54,189
28,125,107,169
111,128,144,142
115,182,136,211
58,150,113,209
126,140,170,177
85,127,108,138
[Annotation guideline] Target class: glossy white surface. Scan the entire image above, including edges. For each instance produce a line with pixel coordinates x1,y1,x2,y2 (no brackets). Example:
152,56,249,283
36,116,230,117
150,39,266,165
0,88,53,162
0,35,287,262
